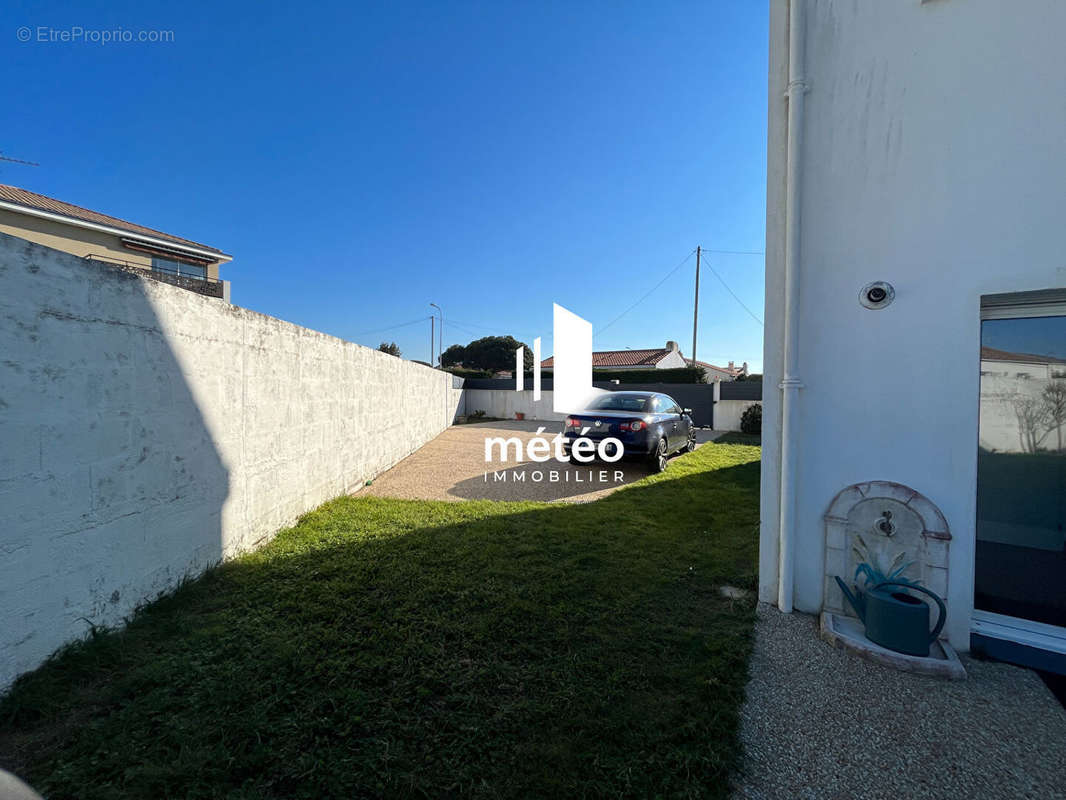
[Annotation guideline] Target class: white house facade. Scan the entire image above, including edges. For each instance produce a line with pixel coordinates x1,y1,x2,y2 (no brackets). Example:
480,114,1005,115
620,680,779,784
696,360,747,383
762,0,1066,670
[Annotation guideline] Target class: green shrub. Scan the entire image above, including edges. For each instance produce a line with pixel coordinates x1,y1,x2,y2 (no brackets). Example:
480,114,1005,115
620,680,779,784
740,403,762,434
445,367,493,379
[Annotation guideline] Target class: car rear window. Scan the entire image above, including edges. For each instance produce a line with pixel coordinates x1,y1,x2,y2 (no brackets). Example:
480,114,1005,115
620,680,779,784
588,395,648,411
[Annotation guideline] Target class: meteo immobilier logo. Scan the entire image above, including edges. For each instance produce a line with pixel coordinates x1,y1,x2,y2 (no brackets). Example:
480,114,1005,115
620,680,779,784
482,304,626,485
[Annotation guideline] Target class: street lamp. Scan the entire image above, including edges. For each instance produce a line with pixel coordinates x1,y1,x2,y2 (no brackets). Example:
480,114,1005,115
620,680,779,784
429,303,442,366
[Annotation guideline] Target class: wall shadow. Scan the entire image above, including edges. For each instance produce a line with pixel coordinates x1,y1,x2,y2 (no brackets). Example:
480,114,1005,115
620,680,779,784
0,233,229,691
0,457,761,798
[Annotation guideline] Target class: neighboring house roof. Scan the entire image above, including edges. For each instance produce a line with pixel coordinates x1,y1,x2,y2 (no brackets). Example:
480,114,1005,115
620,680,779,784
0,184,230,260
695,359,743,377
980,346,1066,365
541,347,679,368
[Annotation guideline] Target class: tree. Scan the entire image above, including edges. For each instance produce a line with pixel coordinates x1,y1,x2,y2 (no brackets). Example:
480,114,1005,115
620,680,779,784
440,344,467,368
453,336,533,372
1042,379,1066,452
1012,392,1050,453
735,373,763,383
378,341,401,357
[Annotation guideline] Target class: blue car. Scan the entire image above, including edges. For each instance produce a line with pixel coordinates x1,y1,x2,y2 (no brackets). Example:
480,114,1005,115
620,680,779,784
562,391,696,472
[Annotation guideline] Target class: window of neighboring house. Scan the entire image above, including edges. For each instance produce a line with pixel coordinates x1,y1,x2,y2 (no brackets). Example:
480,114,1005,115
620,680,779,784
152,256,207,280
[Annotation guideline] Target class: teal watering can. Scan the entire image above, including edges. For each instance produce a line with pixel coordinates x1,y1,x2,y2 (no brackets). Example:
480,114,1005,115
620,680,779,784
834,577,946,657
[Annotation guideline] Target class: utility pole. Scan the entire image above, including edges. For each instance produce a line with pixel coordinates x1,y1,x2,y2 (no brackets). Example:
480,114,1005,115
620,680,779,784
430,315,435,366
691,245,701,367
430,303,442,367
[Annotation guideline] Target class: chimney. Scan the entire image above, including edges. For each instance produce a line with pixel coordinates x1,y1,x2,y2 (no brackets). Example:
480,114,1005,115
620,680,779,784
741,361,749,375
666,340,679,352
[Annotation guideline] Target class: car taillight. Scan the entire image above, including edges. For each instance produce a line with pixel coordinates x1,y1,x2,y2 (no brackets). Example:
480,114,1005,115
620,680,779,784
621,420,646,432
566,417,581,427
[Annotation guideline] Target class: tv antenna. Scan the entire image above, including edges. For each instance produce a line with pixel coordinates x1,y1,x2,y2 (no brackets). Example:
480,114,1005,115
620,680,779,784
0,153,40,169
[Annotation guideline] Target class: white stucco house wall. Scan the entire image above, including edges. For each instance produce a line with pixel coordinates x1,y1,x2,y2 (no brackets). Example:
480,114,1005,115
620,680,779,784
762,0,1066,671
696,360,747,383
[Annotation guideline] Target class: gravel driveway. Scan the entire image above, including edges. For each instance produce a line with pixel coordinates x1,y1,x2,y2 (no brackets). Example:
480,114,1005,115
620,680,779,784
359,419,722,503
734,604,1066,800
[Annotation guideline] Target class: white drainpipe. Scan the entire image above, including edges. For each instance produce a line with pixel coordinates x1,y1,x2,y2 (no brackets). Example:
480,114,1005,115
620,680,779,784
778,0,807,613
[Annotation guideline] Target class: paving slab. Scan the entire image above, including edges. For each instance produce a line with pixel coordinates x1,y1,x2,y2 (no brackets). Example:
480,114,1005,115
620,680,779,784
358,420,726,503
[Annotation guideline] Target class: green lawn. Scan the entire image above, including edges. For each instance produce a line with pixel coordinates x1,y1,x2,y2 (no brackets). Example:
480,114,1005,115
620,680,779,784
0,441,761,799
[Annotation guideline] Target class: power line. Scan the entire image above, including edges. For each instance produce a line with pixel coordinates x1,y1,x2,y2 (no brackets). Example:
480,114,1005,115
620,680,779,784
356,245,761,342
354,315,430,337
703,258,764,327
447,318,501,332
445,320,485,340
447,318,542,342
450,318,540,338
596,248,698,335
445,320,523,344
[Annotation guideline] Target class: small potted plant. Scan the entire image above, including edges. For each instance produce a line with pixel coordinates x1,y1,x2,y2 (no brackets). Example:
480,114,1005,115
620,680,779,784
850,535,919,591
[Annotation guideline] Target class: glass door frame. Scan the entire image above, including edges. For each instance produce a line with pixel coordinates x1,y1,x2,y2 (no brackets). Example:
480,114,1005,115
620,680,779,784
973,294,1066,657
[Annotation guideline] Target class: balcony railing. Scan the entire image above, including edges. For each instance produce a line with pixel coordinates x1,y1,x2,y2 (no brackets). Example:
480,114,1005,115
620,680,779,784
84,254,226,299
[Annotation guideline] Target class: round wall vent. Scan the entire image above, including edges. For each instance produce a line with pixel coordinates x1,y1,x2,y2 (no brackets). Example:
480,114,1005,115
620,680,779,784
860,281,895,310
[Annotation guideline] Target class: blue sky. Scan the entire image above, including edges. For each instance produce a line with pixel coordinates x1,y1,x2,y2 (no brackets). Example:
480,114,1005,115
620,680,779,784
7,0,768,370
984,317,1066,362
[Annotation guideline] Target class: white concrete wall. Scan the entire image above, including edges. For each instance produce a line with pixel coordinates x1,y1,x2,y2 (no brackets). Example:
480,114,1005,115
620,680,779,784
714,400,757,433
463,389,566,422
0,233,462,688
979,372,1064,454
981,357,1059,381
656,350,688,369
701,366,737,383
762,0,1066,650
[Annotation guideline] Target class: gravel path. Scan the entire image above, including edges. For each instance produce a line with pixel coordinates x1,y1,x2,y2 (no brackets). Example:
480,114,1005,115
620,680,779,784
734,604,1066,800
359,420,724,503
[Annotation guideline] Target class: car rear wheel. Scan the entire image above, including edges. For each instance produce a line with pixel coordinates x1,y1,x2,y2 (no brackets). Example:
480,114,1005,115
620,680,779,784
648,437,668,473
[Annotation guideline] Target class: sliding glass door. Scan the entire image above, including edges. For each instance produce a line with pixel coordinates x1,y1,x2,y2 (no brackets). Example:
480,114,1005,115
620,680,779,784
975,307,1066,630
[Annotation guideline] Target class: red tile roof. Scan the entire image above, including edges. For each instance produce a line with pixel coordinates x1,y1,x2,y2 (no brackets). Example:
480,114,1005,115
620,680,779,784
541,348,678,368
0,184,227,257
981,346,1066,365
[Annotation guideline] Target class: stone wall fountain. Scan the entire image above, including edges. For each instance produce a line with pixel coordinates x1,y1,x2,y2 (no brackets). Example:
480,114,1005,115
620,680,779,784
819,481,965,678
